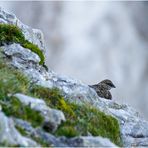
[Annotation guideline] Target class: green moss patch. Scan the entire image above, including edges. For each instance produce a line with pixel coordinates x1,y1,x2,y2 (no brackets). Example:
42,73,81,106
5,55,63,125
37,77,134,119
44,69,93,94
0,24,45,65
0,62,44,127
0,62,29,99
30,85,122,146
2,96,44,127
15,125,28,136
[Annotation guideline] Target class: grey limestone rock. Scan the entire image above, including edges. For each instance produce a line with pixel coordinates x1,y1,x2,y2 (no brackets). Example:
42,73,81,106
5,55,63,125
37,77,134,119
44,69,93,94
0,7,45,52
59,136,117,147
0,111,38,146
14,118,117,147
95,99,148,147
2,43,40,63
1,43,52,85
14,93,66,132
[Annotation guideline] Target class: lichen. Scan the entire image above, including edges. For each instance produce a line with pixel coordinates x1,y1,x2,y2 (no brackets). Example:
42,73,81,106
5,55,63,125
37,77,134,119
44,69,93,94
30,85,123,146
0,24,45,65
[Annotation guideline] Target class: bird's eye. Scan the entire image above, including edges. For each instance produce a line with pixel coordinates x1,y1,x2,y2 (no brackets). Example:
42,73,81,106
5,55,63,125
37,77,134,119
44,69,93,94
106,82,111,85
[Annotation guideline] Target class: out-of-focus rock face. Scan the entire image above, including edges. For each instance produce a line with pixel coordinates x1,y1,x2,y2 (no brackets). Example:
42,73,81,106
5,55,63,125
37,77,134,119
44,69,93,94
0,6,148,147
97,100,148,147
0,111,38,146
13,118,117,147
4,1,148,120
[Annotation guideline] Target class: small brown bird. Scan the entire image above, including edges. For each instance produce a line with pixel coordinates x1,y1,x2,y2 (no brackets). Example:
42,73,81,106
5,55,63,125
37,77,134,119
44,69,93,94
89,79,116,100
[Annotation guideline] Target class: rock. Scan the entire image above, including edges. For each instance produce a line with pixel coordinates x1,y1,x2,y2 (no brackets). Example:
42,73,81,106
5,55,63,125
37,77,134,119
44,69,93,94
94,99,148,147
14,118,68,146
14,118,117,147
59,136,117,147
14,118,34,134
14,93,66,132
0,7,45,52
121,119,148,146
0,111,38,146
1,43,52,84
2,43,40,64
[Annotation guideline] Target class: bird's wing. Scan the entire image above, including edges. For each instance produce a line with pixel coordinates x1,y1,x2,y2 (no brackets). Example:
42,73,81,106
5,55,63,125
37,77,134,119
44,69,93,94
104,91,112,100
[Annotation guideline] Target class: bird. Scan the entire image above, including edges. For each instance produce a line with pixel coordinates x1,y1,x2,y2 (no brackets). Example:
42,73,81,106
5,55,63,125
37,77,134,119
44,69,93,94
89,79,116,100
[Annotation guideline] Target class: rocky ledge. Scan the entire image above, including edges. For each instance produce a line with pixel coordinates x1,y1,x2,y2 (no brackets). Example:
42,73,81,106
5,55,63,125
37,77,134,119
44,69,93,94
0,7,148,147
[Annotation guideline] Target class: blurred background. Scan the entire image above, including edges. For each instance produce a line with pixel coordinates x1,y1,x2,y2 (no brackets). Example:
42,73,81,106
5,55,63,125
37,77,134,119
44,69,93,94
0,1,148,120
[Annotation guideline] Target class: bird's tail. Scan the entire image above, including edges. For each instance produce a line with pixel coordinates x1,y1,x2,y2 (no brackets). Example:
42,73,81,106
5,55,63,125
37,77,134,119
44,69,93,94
88,85,97,89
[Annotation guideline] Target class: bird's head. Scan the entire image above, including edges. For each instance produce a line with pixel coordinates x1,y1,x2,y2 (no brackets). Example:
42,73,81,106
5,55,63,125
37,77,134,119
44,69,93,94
99,79,116,90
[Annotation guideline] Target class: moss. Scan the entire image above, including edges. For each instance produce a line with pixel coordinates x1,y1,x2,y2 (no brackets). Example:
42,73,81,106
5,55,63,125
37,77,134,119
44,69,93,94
30,86,76,118
22,41,44,65
15,125,28,136
31,136,50,147
55,123,79,137
0,24,45,65
30,85,122,146
0,142,20,147
0,24,24,45
56,103,122,146
0,63,30,99
0,62,44,127
2,96,44,127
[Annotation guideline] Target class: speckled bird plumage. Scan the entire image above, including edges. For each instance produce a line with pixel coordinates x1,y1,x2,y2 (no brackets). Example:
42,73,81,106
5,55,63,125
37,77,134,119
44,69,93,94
89,79,116,100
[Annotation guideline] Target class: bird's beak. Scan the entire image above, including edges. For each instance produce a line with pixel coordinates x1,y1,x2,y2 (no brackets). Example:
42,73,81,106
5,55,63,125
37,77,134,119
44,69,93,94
112,84,116,88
